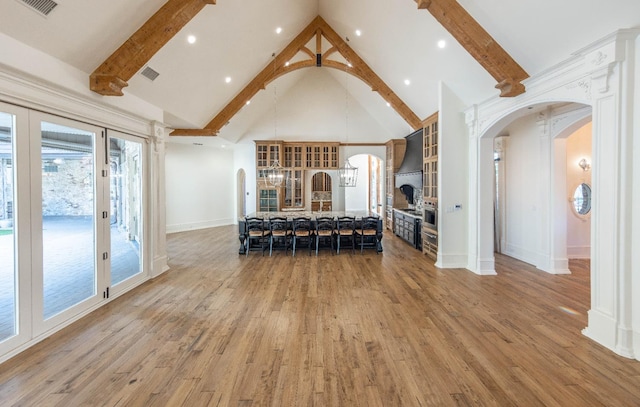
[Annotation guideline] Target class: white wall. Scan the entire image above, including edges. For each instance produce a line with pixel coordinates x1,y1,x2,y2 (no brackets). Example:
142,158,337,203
165,143,235,232
566,122,592,259
437,83,469,268
501,114,542,266
238,69,408,144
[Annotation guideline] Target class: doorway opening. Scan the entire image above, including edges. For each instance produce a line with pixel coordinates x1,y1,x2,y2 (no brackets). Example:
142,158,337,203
343,153,383,214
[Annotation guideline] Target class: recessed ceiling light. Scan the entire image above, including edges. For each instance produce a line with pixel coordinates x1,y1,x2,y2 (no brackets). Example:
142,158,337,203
187,35,196,44
246,100,251,105
276,27,282,34
355,29,362,36
347,62,353,68
437,40,446,49
386,102,391,107
404,79,411,86
285,61,290,67
225,77,231,83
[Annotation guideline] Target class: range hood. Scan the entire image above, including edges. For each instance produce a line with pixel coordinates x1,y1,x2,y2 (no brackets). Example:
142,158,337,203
395,128,423,200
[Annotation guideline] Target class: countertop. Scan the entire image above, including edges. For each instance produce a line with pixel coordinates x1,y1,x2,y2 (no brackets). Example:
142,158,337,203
393,208,423,219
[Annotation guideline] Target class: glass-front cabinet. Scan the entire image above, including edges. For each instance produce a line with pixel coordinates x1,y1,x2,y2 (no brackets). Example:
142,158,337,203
258,188,278,212
422,112,438,259
423,113,438,201
283,170,303,209
255,141,338,211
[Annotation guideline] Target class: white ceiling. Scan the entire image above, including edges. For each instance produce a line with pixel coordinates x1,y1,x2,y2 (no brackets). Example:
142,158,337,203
1,0,639,146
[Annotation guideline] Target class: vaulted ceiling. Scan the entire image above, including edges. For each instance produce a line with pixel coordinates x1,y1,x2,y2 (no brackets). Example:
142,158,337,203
1,0,639,147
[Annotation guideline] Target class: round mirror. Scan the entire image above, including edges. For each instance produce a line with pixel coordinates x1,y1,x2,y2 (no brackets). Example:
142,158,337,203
573,183,591,215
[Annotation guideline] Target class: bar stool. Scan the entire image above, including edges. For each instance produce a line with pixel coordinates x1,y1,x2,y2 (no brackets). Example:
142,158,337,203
315,216,335,255
335,216,356,254
291,217,313,256
268,217,291,256
245,217,269,256
355,216,379,254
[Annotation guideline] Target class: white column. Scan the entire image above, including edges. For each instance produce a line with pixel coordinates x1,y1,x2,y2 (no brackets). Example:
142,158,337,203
149,121,169,277
466,106,497,275
465,107,479,273
535,112,553,272
632,34,640,361
551,137,570,274
582,36,636,358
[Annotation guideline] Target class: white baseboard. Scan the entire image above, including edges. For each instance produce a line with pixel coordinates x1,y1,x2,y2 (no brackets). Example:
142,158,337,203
567,245,591,259
582,309,621,357
435,253,469,269
473,257,497,275
503,242,538,266
166,218,235,234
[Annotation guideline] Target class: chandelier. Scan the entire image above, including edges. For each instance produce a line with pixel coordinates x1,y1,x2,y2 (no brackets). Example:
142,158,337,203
265,53,284,187
339,59,358,187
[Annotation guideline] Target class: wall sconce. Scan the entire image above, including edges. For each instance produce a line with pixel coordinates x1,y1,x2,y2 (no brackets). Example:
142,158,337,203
578,158,591,172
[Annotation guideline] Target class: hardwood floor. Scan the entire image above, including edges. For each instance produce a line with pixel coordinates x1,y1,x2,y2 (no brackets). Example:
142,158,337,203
1,225,640,406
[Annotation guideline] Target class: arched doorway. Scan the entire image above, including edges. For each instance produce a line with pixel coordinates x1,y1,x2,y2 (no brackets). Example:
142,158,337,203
343,153,383,213
311,172,332,211
477,102,592,274
236,169,246,219
466,32,638,360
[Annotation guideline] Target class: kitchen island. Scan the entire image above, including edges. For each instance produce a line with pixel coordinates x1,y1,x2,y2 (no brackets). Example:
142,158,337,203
238,211,383,254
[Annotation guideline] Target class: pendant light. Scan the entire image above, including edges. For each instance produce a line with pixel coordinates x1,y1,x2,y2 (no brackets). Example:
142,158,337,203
339,60,358,187
265,53,284,187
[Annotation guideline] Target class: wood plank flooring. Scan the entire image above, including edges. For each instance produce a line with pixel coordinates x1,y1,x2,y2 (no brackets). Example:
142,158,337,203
1,225,640,406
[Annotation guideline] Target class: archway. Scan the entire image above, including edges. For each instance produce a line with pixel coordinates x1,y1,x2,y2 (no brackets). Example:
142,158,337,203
311,172,332,211
343,153,383,212
465,31,638,360
477,102,592,275
236,169,246,219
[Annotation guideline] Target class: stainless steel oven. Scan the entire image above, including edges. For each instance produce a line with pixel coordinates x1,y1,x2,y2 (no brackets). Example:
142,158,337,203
423,203,437,231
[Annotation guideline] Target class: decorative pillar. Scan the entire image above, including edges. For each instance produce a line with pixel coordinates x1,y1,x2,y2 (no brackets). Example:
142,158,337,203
465,106,496,275
581,35,636,359
150,121,169,277
535,111,553,272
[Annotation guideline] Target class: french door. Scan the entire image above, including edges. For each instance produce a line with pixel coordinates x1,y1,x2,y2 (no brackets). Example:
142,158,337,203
33,113,109,334
0,103,146,357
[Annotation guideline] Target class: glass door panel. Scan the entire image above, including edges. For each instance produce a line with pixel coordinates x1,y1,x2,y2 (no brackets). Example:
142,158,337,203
109,135,143,286
40,121,97,319
0,112,16,342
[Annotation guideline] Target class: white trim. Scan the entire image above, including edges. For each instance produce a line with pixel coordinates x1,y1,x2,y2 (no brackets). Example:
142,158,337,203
0,69,155,138
567,245,591,259
166,218,236,234
435,253,469,269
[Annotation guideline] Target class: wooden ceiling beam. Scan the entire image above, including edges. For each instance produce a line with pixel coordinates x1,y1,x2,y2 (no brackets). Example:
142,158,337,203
90,0,216,96
315,17,423,130
171,16,423,136
414,0,528,97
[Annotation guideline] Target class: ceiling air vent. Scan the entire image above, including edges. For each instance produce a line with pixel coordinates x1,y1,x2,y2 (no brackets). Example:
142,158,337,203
19,0,58,16
140,66,160,81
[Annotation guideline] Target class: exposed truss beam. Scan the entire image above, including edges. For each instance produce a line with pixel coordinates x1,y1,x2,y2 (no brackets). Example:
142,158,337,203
415,0,528,96
171,16,422,136
90,0,216,96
